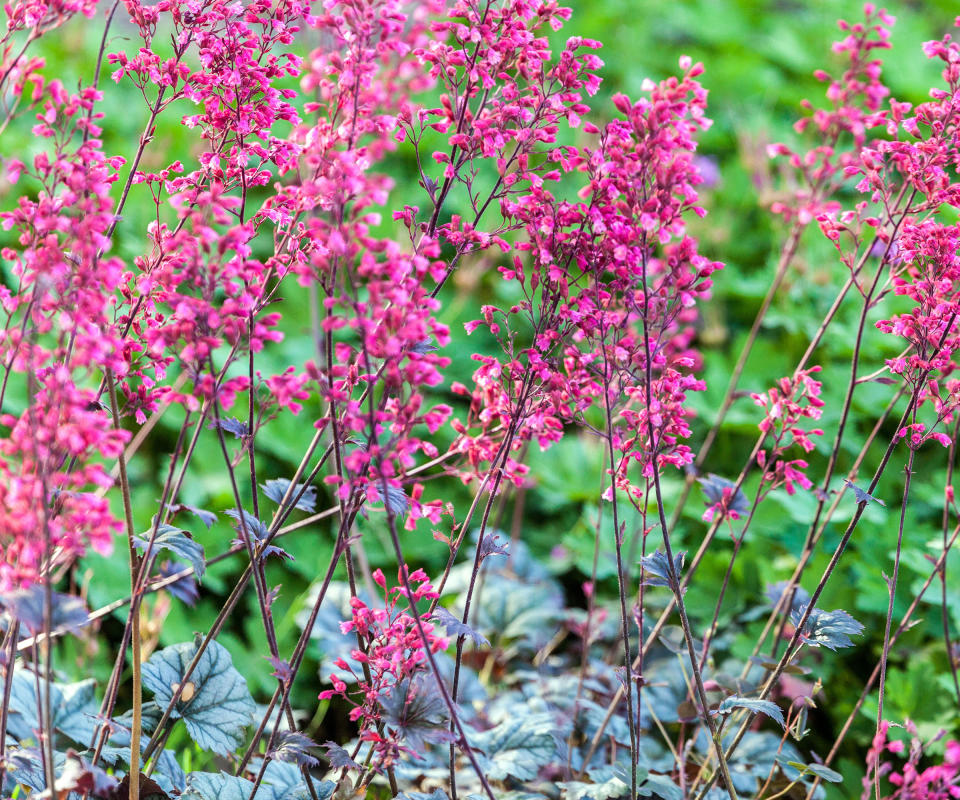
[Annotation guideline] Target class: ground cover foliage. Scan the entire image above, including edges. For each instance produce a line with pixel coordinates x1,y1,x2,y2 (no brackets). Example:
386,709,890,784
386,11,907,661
1,0,960,798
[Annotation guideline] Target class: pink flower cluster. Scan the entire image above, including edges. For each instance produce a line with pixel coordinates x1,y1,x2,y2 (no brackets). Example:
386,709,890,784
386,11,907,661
863,720,960,799
0,82,130,589
769,4,895,228
751,367,825,496
319,567,447,765
448,52,720,503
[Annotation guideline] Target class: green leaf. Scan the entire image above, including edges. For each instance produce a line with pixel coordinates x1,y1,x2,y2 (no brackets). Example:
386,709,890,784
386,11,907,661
141,640,255,756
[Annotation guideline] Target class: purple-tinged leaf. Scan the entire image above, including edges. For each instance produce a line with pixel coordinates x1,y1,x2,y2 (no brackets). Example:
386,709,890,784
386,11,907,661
261,478,317,513
207,417,249,438
430,606,489,648
383,485,409,518
158,561,199,606
410,338,438,355
268,730,319,767
379,676,454,751
323,741,360,770
639,549,684,589
268,656,292,683
697,473,749,514
478,533,509,561
166,503,217,529
225,508,290,561
843,478,885,507
1,586,89,636
765,581,811,615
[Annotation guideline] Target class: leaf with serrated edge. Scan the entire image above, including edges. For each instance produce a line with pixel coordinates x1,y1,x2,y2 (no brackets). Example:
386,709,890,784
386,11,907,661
785,760,842,783
430,606,489,647
559,777,628,800
7,670,97,745
715,695,785,729
141,641,255,756
135,523,205,579
181,771,254,800
1,586,89,636
469,713,557,781
261,478,317,513
639,549,684,589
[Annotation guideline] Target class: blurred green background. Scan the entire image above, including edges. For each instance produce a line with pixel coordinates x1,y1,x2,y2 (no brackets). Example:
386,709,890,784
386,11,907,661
3,0,960,795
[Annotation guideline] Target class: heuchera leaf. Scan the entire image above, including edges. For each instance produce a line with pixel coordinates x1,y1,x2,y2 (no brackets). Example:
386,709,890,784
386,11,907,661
638,549,684,589
135,522,205,579
141,640,255,756
268,730,319,767
16,750,118,799
765,581,811,615
430,606,490,648
378,676,454,751
395,791,449,800
697,473,750,513
6,670,98,746
786,760,843,783
158,561,200,606
791,604,865,651
112,700,163,748
715,696,786,729
247,759,335,800
297,582,367,685
207,417,248,438
410,338,438,355
636,770,683,800
1,585,89,636
225,508,289,561
166,503,217,529
261,478,317,513
323,741,360,770
151,750,187,795
181,771,255,800
470,713,557,781
224,507,269,539
606,764,683,800
843,478,886,507
384,484,409,517
559,777,628,800
478,533,509,561
4,747,52,793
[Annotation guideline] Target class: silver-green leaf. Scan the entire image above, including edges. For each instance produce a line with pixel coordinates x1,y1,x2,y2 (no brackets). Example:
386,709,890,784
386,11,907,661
141,640,255,756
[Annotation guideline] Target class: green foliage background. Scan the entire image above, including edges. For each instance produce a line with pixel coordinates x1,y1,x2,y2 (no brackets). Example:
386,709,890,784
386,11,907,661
4,0,960,794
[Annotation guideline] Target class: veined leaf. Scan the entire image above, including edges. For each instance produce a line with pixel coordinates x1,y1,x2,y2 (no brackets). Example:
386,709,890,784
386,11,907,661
141,640,255,756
